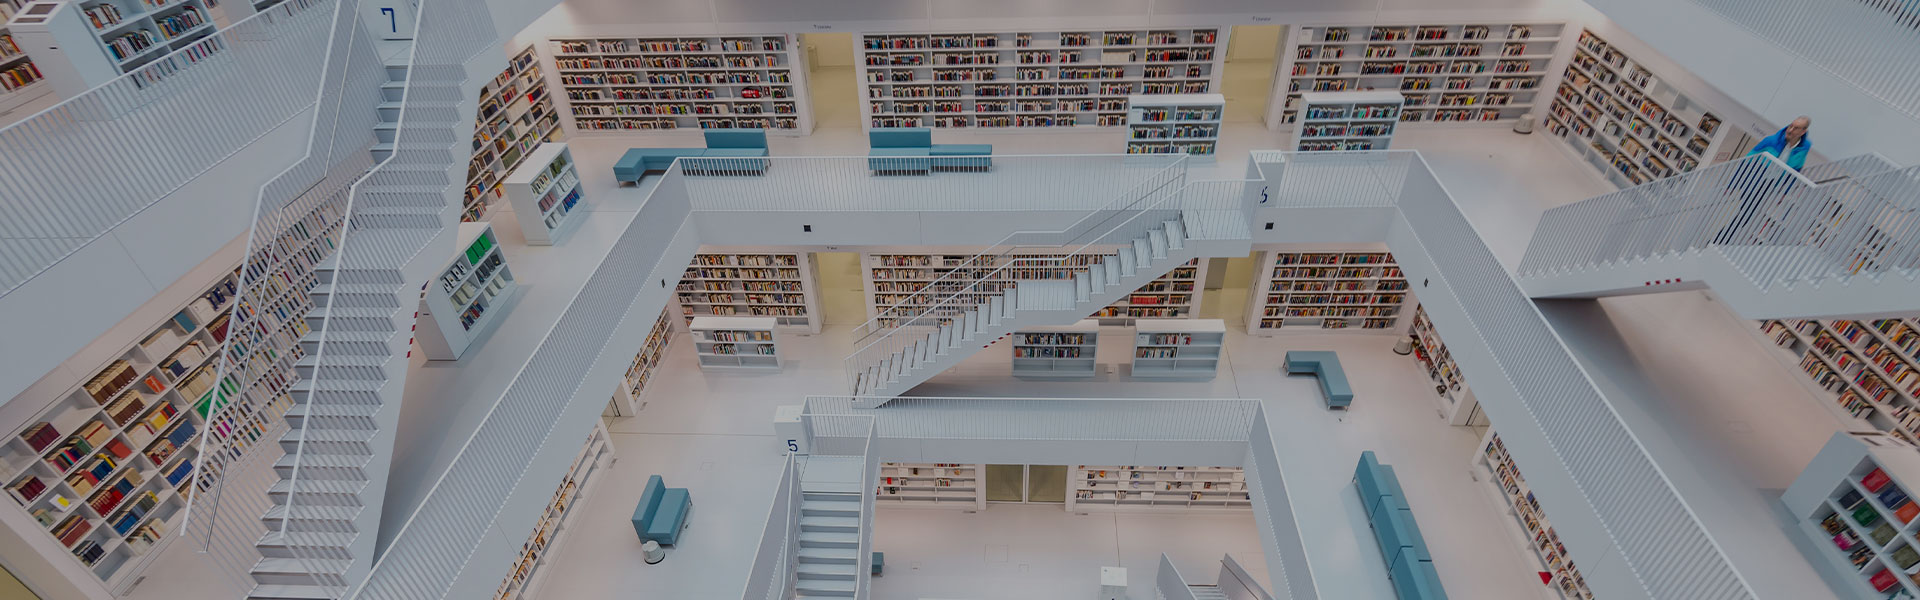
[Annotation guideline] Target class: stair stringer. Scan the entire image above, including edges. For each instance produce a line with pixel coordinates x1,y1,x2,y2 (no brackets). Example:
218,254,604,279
1518,246,1920,320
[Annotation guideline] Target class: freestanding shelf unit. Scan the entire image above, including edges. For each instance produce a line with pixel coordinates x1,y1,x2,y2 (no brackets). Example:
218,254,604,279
1125,93,1223,156
417,223,519,360
1130,319,1224,380
690,316,782,371
1291,91,1404,151
1011,320,1100,379
503,142,585,246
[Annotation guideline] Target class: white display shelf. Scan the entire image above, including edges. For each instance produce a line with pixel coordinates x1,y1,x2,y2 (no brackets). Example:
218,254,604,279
876,463,985,510
549,34,812,134
607,311,674,417
0,15,49,110
1783,432,1920,599
495,420,613,600
416,223,519,361
1473,430,1596,599
678,250,822,333
690,316,781,371
10,0,217,97
1124,92,1221,156
1543,29,1727,187
1246,248,1409,334
1290,90,1402,151
502,142,585,246
1277,22,1564,127
1130,319,1223,380
464,44,562,223
858,28,1224,130
1011,320,1099,379
1411,305,1479,425
1755,319,1920,445
1068,465,1249,512
864,251,1203,330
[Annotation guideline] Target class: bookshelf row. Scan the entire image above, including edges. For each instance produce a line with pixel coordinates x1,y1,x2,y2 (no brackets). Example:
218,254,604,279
676,251,823,333
1542,29,1725,187
2,270,237,587
494,420,611,600
690,316,782,371
1069,465,1249,511
876,463,984,508
1126,93,1222,156
464,44,563,222
1011,321,1100,379
550,34,812,133
607,311,674,418
1290,91,1401,151
1132,319,1224,380
1410,306,1476,422
1758,318,1920,445
858,29,1223,130
1278,22,1565,126
1476,432,1595,599
863,251,1206,329
1246,250,1410,334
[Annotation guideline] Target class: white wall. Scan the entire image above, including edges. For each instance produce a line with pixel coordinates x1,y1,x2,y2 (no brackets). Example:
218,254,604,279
802,32,854,68
1225,24,1281,61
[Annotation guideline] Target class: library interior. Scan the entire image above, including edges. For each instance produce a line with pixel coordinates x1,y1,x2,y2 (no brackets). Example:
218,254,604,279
1,0,1918,599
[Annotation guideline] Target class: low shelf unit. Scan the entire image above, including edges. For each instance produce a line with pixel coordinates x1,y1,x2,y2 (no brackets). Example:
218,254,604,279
1543,29,1728,187
1784,432,1920,598
1130,318,1223,380
416,223,519,361
0,11,50,114
1290,90,1402,151
1011,320,1099,379
1068,465,1249,512
876,462,985,510
689,316,781,371
857,28,1224,130
495,419,613,600
607,311,674,417
1473,430,1595,599
502,142,585,246
1754,318,1920,444
677,250,822,333
549,34,812,134
1124,93,1222,156
464,44,562,222
1410,305,1480,425
1246,248,1410,334
1277,22,1565,127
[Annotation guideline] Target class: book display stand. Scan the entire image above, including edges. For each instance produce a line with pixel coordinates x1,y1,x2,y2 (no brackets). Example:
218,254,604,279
503,142,585,246
1291,91,1403,151
1130,319,1224,380
1011,320,1099,379
690,316,781,371
416,223,519,361
1125,93,1222,156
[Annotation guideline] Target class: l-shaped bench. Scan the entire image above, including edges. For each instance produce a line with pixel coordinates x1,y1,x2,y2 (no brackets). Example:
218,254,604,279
1355,451,1448,600
613,129,770,184
1285,350,1353,409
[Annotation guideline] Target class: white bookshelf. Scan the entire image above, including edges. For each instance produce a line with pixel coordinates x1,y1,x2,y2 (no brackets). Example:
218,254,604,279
1544,29,1727,187
416,223,519,361
10,0,217,96
502,142,585,246
876,462,985,510
1410,305,1480,425
864,252,1204,329
549,34,812,134
0,270,234,592
607,311,674,418
1473,430,1596,599
1755,319,1920,445
1011,320,1099,379
1290,91,1402,151
678,251,822,333
1130,319,1223,380
1278,22,1564,127
494,420,613,600
1068,466,1249,512
858,28,1224,130
1784,432,1920,598
1246,248,1409,334
690,316,781,371
0,2,51,114
1125,93,1221,156
465,44,562,223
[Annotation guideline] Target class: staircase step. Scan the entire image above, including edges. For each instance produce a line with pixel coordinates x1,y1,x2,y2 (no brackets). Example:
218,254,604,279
247,583,346,600
1015,280,1077,311
1133,237,1152,265
799,515,860,533
1189,585,1229,600
249,557,356,586
267,479,365,507
800,503,860,518
1164,219,1186,249
272,453,369,479
1148,229,1170,259
794,578,857,597
797,547,860,564
256,531,356,559
797,531,859,549
796,561,859,580
259,503,359,533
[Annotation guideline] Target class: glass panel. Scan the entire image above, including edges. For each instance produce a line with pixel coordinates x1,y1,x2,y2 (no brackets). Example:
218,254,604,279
986,464,1026,502
1027,465,1068,503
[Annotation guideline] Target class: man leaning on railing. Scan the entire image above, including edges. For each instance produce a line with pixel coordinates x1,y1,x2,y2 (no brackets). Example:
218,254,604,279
1712,116,1812,244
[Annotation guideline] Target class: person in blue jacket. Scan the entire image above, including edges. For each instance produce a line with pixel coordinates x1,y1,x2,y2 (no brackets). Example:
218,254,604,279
1712,116,1812,244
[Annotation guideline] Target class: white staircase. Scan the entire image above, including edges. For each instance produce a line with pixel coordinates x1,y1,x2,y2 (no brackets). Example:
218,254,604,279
849,213,1246,400
794,456,870,599
1188,585,1229,600
244,41,482,599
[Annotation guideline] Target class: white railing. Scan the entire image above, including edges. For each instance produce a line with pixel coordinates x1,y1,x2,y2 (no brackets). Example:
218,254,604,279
1263,150,1412,208
681,154,1185,212
1517,153,1919,289
1158,554,1201,600
793,414,878,600
0,0,337,296
803,396,1258,442
739,454,799,600
1582,0,1920,119
1396,152,1757,599
1243,406,1319,600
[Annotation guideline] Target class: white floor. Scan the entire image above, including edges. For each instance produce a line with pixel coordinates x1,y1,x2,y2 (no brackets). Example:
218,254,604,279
335,62,1855,600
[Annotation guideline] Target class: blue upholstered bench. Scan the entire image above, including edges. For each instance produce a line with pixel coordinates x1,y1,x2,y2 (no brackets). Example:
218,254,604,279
1285,350,1353,409
868,128,991,174
613,129,770,184
1355,452,1448,600
631,475,692,546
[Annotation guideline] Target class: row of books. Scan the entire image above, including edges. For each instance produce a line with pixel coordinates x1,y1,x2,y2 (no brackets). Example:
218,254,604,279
48,421,117,472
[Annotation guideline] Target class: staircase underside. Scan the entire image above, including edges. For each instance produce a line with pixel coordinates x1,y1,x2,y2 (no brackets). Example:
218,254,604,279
1519,245,1920,320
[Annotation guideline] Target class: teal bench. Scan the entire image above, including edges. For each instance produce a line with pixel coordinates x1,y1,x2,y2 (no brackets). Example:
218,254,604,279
631,475,692,546
1355,452,1448,600
613,129,769,184
1285,350,1353,409
868,128,991,174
